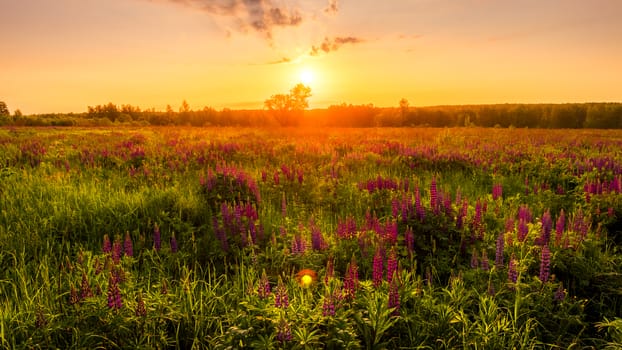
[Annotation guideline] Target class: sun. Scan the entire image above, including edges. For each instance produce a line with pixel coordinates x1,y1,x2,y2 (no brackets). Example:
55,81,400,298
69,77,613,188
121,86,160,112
299,68,314,86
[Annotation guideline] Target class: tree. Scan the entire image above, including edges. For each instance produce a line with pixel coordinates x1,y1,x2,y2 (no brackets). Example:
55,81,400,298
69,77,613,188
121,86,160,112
0,101,9,117
264,84,311,126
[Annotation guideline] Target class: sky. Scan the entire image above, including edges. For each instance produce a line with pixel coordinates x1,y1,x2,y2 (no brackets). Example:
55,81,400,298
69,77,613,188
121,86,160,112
1,0,622,114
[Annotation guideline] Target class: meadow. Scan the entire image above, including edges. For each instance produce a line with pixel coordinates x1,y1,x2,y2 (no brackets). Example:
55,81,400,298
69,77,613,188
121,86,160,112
1,126,621,349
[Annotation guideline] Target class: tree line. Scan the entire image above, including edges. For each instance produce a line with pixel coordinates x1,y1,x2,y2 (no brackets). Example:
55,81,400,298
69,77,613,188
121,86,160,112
1,99,621,129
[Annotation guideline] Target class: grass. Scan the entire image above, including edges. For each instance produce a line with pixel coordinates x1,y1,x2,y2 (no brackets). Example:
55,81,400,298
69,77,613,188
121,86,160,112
1,126,621,348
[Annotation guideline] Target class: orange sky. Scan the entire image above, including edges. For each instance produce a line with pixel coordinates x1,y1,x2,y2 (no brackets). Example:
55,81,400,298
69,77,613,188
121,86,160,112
1,0,622,114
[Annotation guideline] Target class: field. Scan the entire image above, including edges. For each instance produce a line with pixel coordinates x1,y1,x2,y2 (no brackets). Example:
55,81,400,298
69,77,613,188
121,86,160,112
1,126,622,349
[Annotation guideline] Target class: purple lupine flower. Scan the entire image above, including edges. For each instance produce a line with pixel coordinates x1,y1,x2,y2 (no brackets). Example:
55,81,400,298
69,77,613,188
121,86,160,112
276,318,292,343
153,224,161,252
103,234,112,254
324,256,334,285
112,237,122,264
492,182,503,200
539,245,551,283
517,218,529,243
508,255,518,284
539,210,552,246
386,247,398,284
94,256,103,275
135,295,147,317
555,209,565,246
170,233,178,253
322,292,336,317
257,271,271,299
480,250,490,271
69,285,80,305
391,198,400,219
281,194,287,217
343,257,359,299
123,231,133,257
274,279,289,309
80,272,93,300
310,220,328,250
372,247,384,288
388,278,400,316
472,199,483,241
415,187,425,221
107,274,123,310
495,233,504,268
430,177,438,214
470,248,479,269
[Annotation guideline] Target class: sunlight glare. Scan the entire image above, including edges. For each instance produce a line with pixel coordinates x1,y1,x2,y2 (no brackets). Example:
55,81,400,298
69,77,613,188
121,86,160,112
299,69,314,86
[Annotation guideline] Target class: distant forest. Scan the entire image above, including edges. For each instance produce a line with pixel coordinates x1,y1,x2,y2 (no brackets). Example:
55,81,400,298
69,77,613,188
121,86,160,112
1,100,621,128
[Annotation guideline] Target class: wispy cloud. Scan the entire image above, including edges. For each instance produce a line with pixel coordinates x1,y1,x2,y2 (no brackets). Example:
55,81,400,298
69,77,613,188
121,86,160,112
153,0,304,40
324,0,338,15
309,36,364,56
150,0,363,60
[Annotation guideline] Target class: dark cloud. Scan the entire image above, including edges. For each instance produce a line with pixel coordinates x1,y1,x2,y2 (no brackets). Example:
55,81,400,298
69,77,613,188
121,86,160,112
310,36,364,56
155,0,304,39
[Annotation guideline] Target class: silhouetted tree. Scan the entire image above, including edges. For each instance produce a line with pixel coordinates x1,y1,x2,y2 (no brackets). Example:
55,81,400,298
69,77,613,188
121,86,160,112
264,84,311,126
0,101,9,117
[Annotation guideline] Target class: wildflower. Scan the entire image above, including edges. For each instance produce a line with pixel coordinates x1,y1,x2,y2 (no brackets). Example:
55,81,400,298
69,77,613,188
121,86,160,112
135,295,147,317
539,245,551,283
343,257,359,299
539,210,552,246
276,317,292,343
123,231,133,257
517,218,529,242
80,271,93,299
492,182,503,200
430,177,438,214
495,233,504,268
274,278,289,308
386,247,398,284
258,270,271,298
170,232,178,253
111,236,122,264
107,274,123,310
415,187,425,221
470,248,479,269
296,269,317,288
153,224,161,252
388,278,400,316
310,220,328,250
102,234,112,254
69,285,80,305
324,256,334,285
372,247,384,288
480,250,490,271
322,292,336,317
405,227,415,258
508,255,518,284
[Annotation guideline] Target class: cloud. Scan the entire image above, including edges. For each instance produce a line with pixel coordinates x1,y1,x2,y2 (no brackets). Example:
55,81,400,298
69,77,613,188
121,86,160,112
266,57,291,64
309,36,364,56
324,0,338,15
154,0,304,40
